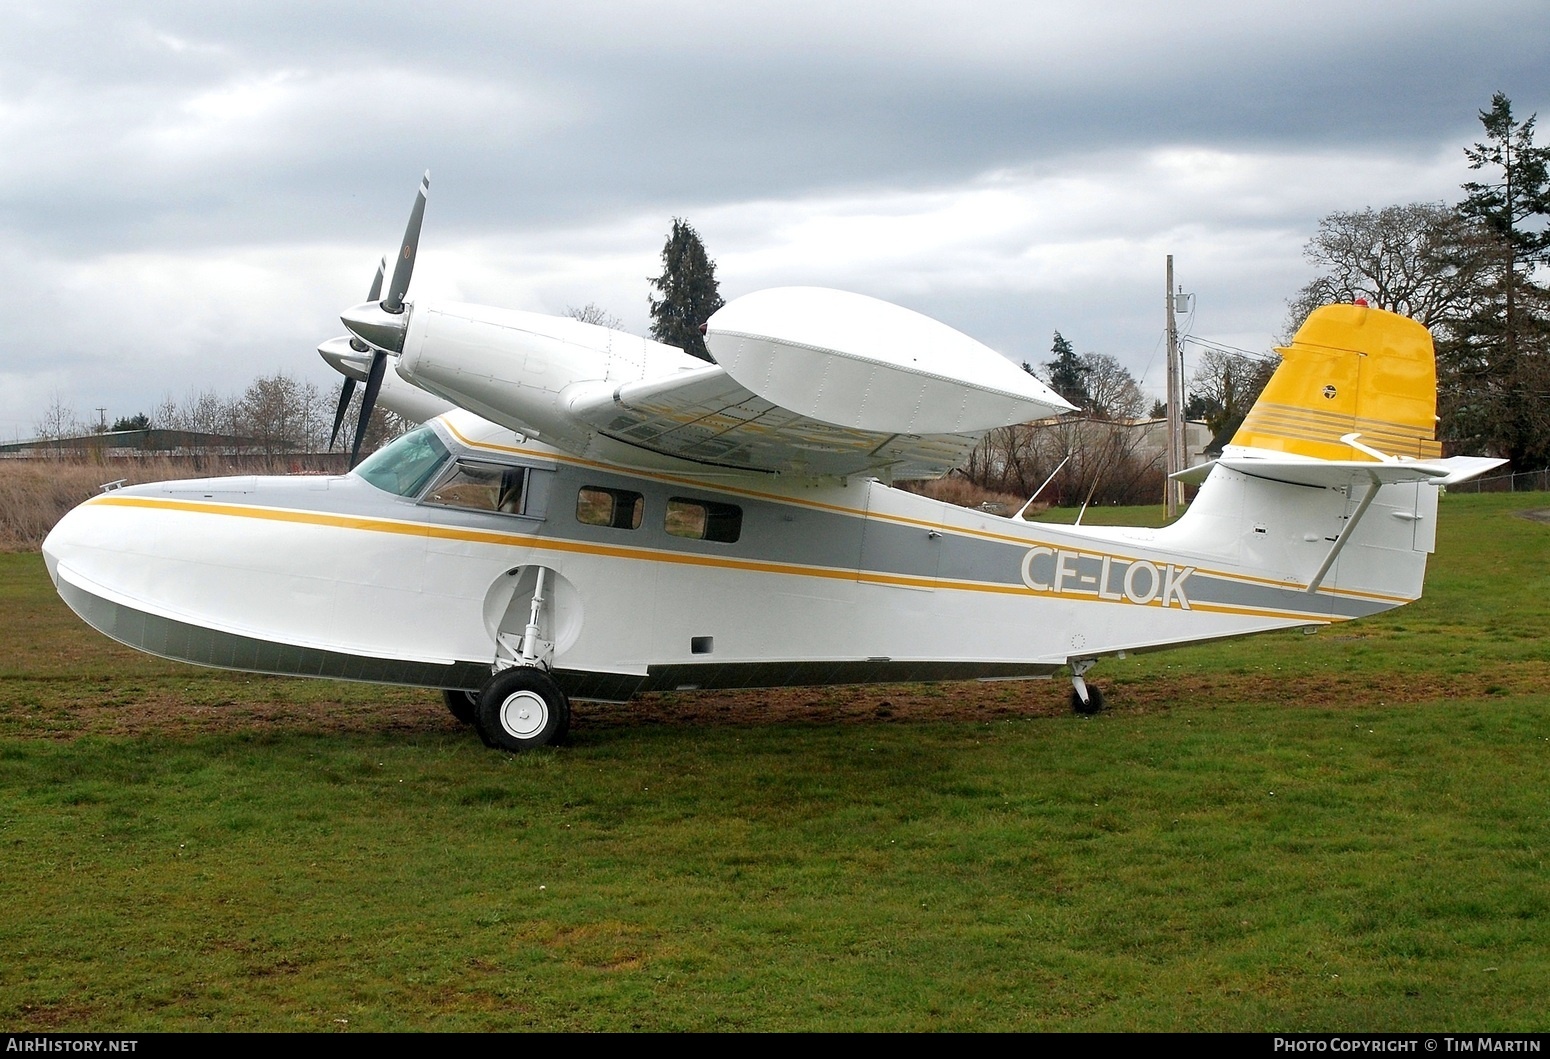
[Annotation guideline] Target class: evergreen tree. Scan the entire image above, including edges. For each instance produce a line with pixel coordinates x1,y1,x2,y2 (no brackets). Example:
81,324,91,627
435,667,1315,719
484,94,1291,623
1042,332,1090,410
1460,93,1550,267
648,218,725,362
1441,93,1550,466
110,413,151,432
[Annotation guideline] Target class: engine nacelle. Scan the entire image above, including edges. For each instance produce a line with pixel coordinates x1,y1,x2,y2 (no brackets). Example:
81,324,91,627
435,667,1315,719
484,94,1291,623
395,301,696,446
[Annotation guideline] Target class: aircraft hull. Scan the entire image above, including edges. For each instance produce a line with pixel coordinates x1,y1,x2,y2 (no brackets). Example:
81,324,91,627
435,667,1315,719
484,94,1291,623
42,414,1422,703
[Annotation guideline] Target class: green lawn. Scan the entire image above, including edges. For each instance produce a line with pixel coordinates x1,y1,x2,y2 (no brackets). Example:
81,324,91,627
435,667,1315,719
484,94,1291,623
1,492,1547,1031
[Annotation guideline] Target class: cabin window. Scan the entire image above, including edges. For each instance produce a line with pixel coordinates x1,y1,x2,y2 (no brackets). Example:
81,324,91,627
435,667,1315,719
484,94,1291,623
576,486,644,530
355,424,450,498
423,462,530,516
666,497,742,543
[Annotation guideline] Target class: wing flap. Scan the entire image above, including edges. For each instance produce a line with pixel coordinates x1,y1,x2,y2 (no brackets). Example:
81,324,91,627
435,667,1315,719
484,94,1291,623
566,367,982,478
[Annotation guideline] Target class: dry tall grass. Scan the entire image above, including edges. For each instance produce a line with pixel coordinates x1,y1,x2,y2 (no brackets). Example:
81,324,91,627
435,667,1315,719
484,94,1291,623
898,475,1046,518
0,455,345,551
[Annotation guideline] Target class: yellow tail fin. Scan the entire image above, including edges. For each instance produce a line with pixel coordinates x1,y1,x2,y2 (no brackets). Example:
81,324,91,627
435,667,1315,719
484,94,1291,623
1231,303,1441,460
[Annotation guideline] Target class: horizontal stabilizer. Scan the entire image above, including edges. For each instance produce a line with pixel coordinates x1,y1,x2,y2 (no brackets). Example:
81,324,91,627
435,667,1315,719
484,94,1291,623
1174,455,1507,490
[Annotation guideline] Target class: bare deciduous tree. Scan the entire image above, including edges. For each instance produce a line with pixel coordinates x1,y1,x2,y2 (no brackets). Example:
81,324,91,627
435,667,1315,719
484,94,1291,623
1187,348,1277,442
1082,353,1146,421
34,391,83,443
566,303,625,330
1283,203,1493,340
965,352,1160,506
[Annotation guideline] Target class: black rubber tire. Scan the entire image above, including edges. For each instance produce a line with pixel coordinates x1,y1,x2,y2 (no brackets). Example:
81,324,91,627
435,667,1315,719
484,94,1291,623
1070,684,1105,715
441,688,480,726
475,668,570,752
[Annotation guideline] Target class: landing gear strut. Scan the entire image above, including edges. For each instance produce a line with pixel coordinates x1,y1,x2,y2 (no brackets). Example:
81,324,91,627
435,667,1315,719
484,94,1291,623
1069,658,1105,715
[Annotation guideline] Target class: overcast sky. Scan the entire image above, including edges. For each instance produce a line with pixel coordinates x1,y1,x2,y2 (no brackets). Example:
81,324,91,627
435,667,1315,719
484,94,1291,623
3,0,1547,440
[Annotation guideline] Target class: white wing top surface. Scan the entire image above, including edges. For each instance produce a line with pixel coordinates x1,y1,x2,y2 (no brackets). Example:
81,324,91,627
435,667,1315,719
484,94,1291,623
562,288,1075,478
392,286,1074,479
706,287,1073,436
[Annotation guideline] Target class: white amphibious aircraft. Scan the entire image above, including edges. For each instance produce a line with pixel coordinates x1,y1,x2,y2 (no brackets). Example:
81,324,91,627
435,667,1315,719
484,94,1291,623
43,175,1505,752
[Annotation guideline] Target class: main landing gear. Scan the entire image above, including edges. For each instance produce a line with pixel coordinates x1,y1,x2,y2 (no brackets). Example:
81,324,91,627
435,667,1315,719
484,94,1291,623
475,667,571,752
442,689,479,725
1069,658,1105,715
441,671,572,751
464,564,571,752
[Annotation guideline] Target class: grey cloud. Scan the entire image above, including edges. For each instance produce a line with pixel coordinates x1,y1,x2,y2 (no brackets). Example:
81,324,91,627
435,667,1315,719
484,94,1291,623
2,0,1549,436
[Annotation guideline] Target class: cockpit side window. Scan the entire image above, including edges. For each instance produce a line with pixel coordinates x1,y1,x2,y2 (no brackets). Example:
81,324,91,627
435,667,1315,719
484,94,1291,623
423,461,530,516
355,424,451,498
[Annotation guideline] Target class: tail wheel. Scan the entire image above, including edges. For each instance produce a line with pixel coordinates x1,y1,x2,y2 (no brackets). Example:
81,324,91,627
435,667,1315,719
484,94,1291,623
475,668,570,752
1070,684,1105,715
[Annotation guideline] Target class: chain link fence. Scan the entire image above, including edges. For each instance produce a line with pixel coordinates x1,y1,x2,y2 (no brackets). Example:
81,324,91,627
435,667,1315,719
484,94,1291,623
1444,467,1550,493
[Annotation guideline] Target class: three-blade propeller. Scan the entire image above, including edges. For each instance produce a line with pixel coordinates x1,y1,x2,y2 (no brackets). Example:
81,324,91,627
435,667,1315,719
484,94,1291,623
327,171,430,467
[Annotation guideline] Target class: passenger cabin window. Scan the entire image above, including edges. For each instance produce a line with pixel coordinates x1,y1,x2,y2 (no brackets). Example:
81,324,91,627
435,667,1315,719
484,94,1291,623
576,487,644,530
355,424,450,498
666,497,742,543
423,462,529,516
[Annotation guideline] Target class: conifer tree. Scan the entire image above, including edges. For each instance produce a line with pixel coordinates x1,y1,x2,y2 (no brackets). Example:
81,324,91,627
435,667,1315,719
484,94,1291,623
648,218,725,362
1042,332,1091,410
1442,93,1550,467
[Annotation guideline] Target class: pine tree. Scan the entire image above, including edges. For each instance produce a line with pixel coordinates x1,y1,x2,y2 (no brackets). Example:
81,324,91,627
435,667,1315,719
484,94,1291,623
1461,93,1550,267
1441,94,1550,466
648,218,725,362
1042,332,1091,410
110,413,151,432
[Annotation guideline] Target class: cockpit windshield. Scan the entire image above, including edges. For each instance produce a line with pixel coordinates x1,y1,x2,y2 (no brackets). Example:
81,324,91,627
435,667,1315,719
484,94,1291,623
354,424,451,498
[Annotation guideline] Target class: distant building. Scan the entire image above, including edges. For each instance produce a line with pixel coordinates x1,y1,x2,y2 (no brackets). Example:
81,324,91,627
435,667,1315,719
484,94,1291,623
0,429,348,473
0,428,269,458
1021,416,1213,467
1120,417,1214,468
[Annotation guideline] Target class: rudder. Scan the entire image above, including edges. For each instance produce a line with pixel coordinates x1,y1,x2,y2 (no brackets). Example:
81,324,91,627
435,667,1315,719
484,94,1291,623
1230,303,1441,462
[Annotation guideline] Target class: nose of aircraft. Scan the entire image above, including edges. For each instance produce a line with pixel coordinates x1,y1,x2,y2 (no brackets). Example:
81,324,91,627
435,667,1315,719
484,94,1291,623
42,489,150,651
40,471,495,691
40,475,278,659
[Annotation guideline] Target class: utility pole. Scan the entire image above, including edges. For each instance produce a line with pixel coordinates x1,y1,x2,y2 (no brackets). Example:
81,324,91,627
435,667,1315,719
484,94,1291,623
1164,257,1182,517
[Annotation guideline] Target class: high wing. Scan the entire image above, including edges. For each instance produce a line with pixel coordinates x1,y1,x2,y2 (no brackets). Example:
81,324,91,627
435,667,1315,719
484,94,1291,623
362,287,1072,480
562,287,1073,479
319,174,1073,479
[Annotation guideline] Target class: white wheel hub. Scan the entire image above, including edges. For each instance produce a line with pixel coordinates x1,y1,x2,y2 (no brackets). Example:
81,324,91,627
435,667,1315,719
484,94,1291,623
499,689,549,739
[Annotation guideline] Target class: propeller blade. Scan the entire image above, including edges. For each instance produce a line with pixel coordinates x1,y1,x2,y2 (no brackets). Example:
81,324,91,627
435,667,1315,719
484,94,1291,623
381,172,429,314
349,351,388,468
329,377,356,450
367,255,387,302
349,257,389,353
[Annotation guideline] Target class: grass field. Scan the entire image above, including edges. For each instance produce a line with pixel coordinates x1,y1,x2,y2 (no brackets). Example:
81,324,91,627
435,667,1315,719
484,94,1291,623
1,492,1547,1031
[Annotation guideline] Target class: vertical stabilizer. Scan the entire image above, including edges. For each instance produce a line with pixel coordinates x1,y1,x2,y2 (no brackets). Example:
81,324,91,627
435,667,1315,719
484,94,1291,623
1230,303,1441,461
1171,303,1503,613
